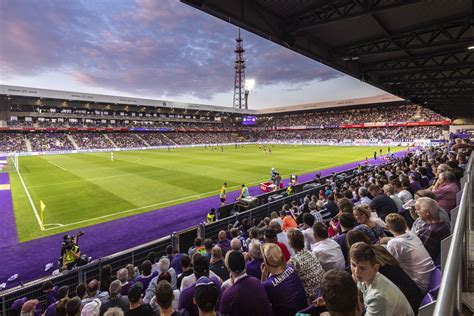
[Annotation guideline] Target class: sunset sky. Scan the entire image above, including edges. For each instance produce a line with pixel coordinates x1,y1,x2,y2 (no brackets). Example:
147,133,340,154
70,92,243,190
0,0,387,109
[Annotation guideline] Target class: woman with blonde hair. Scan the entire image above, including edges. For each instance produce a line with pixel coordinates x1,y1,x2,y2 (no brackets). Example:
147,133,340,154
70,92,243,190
352,205,386,243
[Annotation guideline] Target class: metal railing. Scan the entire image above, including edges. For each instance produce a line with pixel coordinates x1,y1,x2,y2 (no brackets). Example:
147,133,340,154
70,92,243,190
433,152,473,315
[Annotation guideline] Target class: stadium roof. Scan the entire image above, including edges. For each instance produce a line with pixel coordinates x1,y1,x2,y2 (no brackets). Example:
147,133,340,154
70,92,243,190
0,85,257,115
257,93,404,114
181,0,474,118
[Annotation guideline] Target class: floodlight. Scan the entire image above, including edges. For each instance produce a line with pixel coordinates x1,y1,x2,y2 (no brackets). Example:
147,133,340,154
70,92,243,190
245,79,255,92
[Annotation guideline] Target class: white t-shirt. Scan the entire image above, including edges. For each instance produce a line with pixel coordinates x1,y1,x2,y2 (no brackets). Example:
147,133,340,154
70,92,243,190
397,190,413,204
180,270,222,291
386,231,435,293
303,227,316,251
311,238,345,271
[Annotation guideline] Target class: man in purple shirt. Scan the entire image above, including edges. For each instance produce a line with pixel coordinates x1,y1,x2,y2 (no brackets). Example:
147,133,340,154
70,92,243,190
261,243,308,316
220,251,271,316
178,255,221,316
415,197,451,264
44,285,69,316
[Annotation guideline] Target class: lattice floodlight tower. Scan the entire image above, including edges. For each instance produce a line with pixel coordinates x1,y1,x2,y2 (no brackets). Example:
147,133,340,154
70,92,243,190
233,29,247,109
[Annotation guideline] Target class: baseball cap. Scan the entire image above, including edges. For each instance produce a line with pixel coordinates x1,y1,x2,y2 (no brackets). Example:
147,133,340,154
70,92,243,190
227,251,245,274
194,277,218,311
11,297,27,311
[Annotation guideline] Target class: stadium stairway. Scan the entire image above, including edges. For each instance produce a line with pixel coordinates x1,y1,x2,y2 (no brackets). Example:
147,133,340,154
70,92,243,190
162,133,177,145
135,134,150,147
104,134,118,148
66,134,79,150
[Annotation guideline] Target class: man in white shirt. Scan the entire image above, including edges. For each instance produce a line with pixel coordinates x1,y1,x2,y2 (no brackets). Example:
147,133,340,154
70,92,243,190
311,223,345,271
302,213,317,251
384,213,435,294
392,179,413,204
269,220,295,256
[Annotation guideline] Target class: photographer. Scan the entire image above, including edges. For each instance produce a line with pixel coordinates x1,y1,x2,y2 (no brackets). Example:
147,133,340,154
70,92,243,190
60,232,86,271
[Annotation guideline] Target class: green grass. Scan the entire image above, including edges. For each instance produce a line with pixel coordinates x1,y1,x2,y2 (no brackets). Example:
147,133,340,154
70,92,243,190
8,145,405,241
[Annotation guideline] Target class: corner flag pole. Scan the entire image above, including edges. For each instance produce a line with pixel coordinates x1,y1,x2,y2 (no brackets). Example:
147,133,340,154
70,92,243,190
40,200,46,231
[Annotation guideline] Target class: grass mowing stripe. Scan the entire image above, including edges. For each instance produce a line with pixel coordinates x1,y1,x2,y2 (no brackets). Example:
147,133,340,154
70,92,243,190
12,157,43,230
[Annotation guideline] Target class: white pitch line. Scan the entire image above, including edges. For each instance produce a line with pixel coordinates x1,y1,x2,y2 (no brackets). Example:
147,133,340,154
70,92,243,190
47,160,67,171
12,157,44,230
42,158,362,231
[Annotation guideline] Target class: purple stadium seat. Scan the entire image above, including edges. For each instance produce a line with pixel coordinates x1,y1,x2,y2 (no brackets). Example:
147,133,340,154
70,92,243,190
420,292,435,307
428,267,442,298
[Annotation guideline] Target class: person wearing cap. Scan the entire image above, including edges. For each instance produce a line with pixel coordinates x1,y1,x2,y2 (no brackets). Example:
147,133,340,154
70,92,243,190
126,282,154,316
219,250,271,316
260,243,307,316
193,277,219,316
100,280,129,315
178,255,221,316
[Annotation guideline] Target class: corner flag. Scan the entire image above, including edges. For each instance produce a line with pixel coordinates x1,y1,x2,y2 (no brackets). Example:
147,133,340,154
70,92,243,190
40,200,46,230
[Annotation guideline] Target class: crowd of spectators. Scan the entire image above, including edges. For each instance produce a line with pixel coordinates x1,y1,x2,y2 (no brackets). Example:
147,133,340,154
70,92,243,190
136,133,174,146
72,133,113,150
11,139,471,315
28,133,75,152
248,126,447,142
106,133,147,149
0,133,27,152
0,125,448,153
259,104,447,127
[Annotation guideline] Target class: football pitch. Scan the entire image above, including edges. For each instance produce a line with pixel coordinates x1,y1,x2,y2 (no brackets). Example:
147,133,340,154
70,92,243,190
8,145,405,241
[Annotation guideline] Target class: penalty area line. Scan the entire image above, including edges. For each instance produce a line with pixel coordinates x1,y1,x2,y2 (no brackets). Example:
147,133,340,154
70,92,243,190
47,160,67,171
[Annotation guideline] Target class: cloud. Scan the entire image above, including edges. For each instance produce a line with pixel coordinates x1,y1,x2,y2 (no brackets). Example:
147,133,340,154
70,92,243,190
0,0,342,100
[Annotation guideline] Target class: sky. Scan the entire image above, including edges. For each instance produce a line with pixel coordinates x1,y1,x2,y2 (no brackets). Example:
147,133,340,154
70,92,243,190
0,0,387,109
